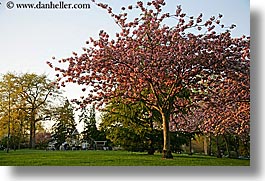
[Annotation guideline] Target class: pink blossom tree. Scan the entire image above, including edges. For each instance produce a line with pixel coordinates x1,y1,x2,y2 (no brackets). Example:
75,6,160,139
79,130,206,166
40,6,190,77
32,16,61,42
47,0,250,158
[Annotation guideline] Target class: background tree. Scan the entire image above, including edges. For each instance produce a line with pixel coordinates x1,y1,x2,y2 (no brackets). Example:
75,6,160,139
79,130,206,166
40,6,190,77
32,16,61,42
79,105,105,147
51,99,77,150
0,72,60,150
48,0,250,158
100,100,161,154
18,73,60,148
196,68,250,157
0,73,22,152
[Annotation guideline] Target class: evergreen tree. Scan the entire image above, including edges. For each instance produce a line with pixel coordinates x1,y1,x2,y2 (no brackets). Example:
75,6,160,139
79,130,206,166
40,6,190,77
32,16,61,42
51,100,77,149
100,100,162,154
79,105,104,143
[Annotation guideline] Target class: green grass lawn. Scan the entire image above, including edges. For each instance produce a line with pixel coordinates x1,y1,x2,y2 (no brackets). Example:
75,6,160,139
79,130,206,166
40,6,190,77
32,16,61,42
0,149,250,166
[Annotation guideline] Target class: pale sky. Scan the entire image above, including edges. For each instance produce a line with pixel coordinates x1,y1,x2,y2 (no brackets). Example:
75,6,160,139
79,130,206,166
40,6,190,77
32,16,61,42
0,0,250,101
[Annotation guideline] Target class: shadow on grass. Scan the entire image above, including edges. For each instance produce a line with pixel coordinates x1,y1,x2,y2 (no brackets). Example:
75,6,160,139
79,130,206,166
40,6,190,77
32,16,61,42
131,152,215,160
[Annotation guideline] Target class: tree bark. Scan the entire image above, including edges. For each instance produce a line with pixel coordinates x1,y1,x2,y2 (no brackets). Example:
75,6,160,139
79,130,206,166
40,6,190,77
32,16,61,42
189,135,193,155
148,119,155,155
235,136,239,158
29,121,33,148
203,135,208,155
208,133,212,156
216,135,222,158
161,110,173,159
32,121,36,148
29,110,36,149
224,135,231,158
18,117,23,150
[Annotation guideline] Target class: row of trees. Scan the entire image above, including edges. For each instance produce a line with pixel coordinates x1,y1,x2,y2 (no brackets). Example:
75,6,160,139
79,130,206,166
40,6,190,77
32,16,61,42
0,72,60,151
99,100,249,157
48,0,250,158
49,101,106,150
0,71,249,157
0,73,106,151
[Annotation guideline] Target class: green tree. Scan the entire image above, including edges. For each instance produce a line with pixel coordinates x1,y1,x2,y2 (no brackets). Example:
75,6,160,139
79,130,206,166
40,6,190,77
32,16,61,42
0,73,21,152
100,100,162,154
79,105,99,140
51,100,77,149
18,73,60,148
79,105,106,149
0,72,60,150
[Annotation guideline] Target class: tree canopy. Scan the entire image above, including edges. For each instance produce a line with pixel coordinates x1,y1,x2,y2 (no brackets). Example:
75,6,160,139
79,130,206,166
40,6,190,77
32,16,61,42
48,0,250,158
0,72,61,149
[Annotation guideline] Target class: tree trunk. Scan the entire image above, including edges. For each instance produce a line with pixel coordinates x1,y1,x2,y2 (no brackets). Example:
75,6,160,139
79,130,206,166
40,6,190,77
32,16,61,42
148,139,155,155
7,92,11,153
32,121,36,148
216,135,222,158
161,111,173,159
235,136,239,158
203,135,208,155
189,136,193,155
18,119,23,150
208,133,212,156
29,121,33,148
224,135,231,158
148,119,155,155
29,110,36,149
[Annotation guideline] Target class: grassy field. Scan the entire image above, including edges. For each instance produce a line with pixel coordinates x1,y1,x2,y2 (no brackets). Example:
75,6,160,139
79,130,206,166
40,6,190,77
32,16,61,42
0,149,250,166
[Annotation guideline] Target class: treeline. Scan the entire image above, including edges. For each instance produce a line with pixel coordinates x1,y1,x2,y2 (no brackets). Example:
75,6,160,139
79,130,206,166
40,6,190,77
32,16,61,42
0,72,77,151
0,72,106,151
0,72,249,158
99,100,250,158
0,72,60,151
